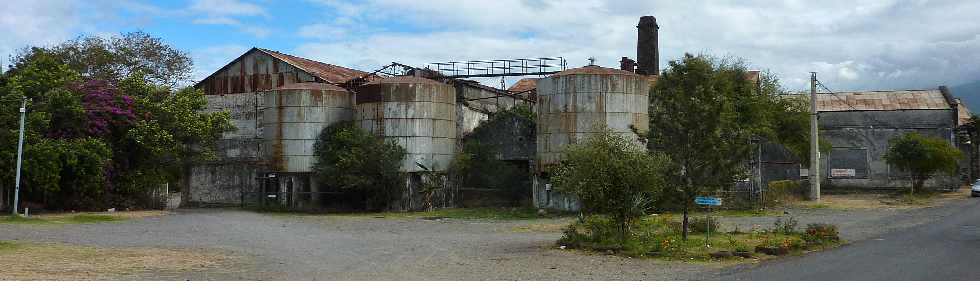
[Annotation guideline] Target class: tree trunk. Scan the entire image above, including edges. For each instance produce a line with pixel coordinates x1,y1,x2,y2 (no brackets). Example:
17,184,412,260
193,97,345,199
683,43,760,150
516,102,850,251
682,205,689,241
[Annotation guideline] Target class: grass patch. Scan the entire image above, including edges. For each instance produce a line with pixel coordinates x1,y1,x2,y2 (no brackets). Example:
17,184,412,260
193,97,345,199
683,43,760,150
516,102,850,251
0,241,227,280
64,214,121,223
558,215,842,262
0,241,20,252
0,212,135,225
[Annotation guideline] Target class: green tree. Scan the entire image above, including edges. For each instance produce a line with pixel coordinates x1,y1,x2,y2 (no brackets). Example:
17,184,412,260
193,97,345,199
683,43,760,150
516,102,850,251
46,32,193,86
552,129,666,244
884,132,962,194
649,54,802,239
313,121,407,211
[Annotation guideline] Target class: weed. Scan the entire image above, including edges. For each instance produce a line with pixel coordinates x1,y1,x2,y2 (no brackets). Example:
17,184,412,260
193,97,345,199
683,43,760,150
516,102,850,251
771,216,799,234
802,223,841,246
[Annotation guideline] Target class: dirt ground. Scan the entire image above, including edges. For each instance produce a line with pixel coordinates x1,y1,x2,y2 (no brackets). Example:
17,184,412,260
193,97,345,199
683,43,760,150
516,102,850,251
0,192,974,281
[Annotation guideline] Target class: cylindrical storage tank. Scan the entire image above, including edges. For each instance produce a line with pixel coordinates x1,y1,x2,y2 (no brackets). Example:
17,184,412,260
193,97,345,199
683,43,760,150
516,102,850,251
261,82,353,172
536,65,650,171
354,76,456,172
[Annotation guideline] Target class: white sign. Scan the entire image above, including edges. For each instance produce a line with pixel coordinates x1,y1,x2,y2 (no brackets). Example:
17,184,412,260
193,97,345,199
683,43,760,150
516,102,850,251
800,169,809,177
830,169,856,177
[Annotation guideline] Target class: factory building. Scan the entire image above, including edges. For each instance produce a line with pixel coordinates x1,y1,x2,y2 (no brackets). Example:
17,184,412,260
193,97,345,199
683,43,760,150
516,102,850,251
189,48,529,210
761,88,973,190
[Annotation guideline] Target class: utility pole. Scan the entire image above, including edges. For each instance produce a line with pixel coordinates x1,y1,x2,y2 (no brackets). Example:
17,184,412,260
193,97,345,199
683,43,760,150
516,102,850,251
809,72,821,201
12,97,27,215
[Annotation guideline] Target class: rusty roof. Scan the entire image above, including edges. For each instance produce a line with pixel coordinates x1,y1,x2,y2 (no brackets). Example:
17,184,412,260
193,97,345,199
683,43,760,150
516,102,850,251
275,82,348,92
256,48,369,84
553,65,641,76
815,89,954,112
508,78,539,93
958,100,972,126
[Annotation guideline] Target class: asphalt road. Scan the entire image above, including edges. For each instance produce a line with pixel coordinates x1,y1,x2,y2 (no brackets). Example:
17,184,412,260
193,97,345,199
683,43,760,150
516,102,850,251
716,198,980,281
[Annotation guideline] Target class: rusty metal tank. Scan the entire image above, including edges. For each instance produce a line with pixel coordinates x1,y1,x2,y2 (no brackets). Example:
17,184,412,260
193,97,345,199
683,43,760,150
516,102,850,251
354,76,456,172
261,82,354,172
536,65,650,171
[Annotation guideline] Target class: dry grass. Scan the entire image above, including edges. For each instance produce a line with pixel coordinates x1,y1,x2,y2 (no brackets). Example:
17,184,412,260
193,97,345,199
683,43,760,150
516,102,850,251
791,188,972,210
0,241,227,281
36,210,172,220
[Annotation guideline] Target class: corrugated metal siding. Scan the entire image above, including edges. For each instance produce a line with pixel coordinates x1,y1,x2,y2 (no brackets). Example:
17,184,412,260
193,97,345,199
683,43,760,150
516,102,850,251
261,87,354,173
199,51,319,96
535,67,650,170
355,77,457,172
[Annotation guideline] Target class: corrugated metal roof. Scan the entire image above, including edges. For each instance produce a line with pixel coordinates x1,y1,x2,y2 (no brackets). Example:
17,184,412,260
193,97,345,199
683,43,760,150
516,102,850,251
275,82,348,92
508,78,538,93
256,48,369,84
816,89,953,112
958,100,972,126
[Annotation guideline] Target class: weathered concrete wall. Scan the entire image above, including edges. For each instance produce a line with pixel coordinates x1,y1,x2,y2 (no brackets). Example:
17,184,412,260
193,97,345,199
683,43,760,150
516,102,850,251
188,92,266,205
189,163,261,204
818,109,959,189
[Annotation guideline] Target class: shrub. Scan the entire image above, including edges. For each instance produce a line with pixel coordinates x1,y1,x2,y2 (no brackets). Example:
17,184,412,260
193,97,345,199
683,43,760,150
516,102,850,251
313,121,407,211
553,129,667,245
688,216,721,234
771,216,799,234
802,223,840,246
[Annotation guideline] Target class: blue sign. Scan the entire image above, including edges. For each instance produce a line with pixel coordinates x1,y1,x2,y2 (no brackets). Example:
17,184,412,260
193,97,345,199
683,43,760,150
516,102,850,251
695,196,722,206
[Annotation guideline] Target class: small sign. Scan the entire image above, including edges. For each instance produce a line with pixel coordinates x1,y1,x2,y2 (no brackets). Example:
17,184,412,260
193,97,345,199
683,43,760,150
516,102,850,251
695,196,722,206
266,194,277,198
831,169,856,177
800,168,809,177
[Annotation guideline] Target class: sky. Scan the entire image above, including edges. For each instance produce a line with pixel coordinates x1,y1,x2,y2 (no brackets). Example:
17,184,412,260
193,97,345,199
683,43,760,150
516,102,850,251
2,0,979,93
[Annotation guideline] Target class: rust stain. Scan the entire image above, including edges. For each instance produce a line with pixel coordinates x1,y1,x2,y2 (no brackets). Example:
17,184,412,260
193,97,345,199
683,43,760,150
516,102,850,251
272,90,285,171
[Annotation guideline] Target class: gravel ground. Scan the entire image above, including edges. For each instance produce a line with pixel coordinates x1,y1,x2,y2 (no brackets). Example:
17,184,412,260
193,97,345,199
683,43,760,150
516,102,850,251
0,195,973,281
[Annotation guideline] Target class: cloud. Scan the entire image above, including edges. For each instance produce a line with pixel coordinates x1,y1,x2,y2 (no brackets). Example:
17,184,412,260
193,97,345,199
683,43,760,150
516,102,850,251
187,0,271,38
295,0,980,92
0,1,80,67
189,0,267,17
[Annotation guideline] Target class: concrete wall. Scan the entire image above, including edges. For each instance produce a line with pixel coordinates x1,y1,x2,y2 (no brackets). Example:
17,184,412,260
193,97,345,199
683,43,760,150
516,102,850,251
188,92,266,205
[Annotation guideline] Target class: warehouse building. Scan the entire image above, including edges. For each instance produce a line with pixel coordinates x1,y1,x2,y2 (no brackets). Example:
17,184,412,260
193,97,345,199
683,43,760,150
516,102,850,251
189,48,532,210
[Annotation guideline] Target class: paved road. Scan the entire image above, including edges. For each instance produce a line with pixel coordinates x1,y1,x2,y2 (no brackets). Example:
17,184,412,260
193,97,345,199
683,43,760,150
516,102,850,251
716,198,980,281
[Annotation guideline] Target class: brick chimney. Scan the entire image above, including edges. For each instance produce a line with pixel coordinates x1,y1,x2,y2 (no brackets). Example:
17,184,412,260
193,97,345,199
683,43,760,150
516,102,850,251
637,16,659,76
620,57,636,72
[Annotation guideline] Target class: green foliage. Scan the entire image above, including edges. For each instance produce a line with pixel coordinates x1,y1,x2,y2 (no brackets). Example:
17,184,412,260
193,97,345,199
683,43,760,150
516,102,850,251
648,54,814,238
313,121,407,211
0,35,229,210
688,216,721,234
771,216,799,235
802,223,841,246
883,132,963,192
552,129,666,244
43,32,193,86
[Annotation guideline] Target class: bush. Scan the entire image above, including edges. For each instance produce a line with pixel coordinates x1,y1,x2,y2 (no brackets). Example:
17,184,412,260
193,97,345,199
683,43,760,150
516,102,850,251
313,121,407,211
553,129,667,244
802,223,840,246
771,216,799,234
688,216,721,234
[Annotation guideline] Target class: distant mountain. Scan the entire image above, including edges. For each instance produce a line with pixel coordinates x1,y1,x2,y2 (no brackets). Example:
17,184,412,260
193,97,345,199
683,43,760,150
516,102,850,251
952,80,980,113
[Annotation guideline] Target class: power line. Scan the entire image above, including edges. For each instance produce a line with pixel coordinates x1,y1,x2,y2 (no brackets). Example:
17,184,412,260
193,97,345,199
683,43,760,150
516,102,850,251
813,79,894,129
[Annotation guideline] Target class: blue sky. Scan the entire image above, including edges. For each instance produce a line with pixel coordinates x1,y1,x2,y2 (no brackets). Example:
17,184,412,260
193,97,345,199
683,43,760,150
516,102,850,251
3,0,980,92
